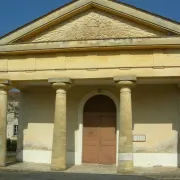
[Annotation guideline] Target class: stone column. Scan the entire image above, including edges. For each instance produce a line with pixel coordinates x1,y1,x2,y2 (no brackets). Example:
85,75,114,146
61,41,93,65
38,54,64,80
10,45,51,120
49,78,72,171
0,80,11,167
114,76,136,173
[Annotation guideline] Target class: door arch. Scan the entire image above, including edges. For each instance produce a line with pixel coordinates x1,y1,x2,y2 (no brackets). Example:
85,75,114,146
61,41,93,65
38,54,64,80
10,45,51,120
83,95,116,164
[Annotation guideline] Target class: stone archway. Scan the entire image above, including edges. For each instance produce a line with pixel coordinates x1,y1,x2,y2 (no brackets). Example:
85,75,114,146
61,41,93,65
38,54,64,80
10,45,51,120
83,95,116,164
76,90,119,166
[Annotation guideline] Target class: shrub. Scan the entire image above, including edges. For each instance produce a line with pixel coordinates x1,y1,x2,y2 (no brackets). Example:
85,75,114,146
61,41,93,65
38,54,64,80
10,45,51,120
6,139,17,152
10,140,17,151
7,138,11,151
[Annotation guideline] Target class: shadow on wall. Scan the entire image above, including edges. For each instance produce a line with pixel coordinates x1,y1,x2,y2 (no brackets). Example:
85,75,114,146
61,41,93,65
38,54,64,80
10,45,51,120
68,84,180,167
177,89,180,168
14,84,180,167
7,89,20,164
178,134,180,168
15,86,81,167
13,85,79,166
67,85,119,166
132,84,180,167
15,87,56,165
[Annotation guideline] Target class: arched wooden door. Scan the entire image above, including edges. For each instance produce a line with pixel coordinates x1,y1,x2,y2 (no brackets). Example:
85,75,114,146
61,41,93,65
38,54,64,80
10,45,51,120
83,95,116,164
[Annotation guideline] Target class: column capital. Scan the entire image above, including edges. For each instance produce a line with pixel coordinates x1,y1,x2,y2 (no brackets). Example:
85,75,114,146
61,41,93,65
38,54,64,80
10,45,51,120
52,82,72,91
116,81,136,89
114,76,136,89
0,79,12,91
48,78,72,90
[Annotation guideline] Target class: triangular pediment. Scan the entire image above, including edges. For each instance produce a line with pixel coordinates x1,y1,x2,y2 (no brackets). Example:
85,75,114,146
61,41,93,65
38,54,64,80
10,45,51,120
21,8,166,43
1,0,180,44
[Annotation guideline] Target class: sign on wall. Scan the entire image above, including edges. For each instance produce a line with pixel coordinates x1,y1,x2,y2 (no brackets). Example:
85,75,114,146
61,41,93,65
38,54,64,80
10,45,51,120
133,135,146,142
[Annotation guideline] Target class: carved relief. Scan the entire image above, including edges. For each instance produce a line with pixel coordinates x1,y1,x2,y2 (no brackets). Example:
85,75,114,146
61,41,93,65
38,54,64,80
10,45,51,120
26,8,165,42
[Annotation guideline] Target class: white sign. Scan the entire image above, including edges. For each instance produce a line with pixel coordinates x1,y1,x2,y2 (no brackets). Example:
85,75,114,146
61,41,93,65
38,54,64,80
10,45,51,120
133,135,146,142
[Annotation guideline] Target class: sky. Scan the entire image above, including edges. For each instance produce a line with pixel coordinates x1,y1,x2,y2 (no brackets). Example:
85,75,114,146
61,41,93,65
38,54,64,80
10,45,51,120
0,0,180,38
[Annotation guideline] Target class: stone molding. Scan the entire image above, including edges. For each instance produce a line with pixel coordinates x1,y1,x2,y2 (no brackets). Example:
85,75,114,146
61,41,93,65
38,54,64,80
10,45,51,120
1,37,180,54
48,78,72,84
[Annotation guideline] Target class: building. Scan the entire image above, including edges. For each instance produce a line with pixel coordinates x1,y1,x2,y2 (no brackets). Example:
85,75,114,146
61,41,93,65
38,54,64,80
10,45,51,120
7,91,19,140
0,0,180,172
7,113,18,140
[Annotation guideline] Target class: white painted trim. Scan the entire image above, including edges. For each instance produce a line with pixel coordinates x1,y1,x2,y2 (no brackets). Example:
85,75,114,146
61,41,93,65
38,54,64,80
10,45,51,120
133,153,178,167
76,90,119,166
17,150,78,165
17,150,52,164
119,153,133,161
16,150,178,167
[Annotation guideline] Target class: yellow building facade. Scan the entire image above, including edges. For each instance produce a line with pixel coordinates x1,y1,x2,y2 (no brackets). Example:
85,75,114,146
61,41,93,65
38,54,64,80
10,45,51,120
1,0,180,172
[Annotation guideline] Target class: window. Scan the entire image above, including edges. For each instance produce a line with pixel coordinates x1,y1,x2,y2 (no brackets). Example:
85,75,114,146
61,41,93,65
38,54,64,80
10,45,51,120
14,125,18,136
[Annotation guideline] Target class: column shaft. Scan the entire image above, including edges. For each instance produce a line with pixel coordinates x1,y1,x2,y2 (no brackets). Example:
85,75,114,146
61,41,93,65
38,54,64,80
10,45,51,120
0,84,8,166
51,82,71,171
118,86,133,171
114,77,136,173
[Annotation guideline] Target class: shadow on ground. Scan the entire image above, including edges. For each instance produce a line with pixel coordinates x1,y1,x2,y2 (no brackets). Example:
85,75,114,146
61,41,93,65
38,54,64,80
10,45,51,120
0,172,157,180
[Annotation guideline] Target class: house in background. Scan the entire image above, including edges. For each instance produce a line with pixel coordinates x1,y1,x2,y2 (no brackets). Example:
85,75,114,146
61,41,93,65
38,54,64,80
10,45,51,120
7,91,19,140
1,0,180,172
7,113,18,140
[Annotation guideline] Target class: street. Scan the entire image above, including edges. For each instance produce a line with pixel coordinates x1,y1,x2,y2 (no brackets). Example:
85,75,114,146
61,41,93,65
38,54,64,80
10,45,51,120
0,171,179,180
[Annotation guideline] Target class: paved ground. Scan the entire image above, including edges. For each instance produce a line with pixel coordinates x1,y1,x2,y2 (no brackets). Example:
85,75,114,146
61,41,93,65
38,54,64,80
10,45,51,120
0,171,164,180
1,162,180,180
1,162,180,175
1,171,180,180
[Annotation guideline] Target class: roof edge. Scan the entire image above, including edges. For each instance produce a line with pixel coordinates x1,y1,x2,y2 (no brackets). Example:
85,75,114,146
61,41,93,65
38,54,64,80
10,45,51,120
1,0,180,44
0,37,180,54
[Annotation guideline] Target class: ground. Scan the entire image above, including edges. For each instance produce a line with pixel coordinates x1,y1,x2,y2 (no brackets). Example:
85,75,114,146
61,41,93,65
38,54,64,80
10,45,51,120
2,161,180,180
0,171,180,180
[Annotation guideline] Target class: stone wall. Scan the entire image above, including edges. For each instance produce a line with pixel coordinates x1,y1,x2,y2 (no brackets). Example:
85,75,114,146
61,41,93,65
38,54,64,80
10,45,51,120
26,8,165,42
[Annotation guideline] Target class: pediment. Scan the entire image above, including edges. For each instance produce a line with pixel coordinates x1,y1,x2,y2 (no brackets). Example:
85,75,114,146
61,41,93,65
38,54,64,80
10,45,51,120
1,0,180,44
22,8,166,43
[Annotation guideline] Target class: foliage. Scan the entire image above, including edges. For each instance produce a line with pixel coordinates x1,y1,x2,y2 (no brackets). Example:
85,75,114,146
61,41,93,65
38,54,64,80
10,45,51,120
7,138,11,151
7,91,20,120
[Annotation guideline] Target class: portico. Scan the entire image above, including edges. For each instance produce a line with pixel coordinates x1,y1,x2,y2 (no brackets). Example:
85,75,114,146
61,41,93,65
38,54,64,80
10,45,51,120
0,76,179,171
0,0,180,173
45,76,136,171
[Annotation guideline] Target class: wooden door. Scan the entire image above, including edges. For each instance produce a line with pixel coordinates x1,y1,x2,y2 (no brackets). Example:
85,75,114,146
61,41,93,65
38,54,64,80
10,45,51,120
83,113,99,163
99,113,116,164
83,112,116,164
83,95,116,164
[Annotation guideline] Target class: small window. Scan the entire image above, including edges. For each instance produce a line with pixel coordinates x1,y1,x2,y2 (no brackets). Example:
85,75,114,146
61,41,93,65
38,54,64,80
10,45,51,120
14,125,18,136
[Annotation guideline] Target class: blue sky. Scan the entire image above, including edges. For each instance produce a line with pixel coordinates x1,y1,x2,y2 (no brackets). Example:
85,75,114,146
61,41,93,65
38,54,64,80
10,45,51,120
0,0,179,37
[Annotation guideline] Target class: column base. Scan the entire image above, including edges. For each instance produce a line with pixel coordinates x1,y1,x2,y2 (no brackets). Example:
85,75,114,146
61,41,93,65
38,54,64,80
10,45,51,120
51,158,67,171
51,165,67,171
117,160,134,174
0,163,6,167
0,155,6,167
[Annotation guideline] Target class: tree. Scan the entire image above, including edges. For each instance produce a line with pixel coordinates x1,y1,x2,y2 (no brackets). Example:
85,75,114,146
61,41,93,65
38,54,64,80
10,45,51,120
7,91,20,121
